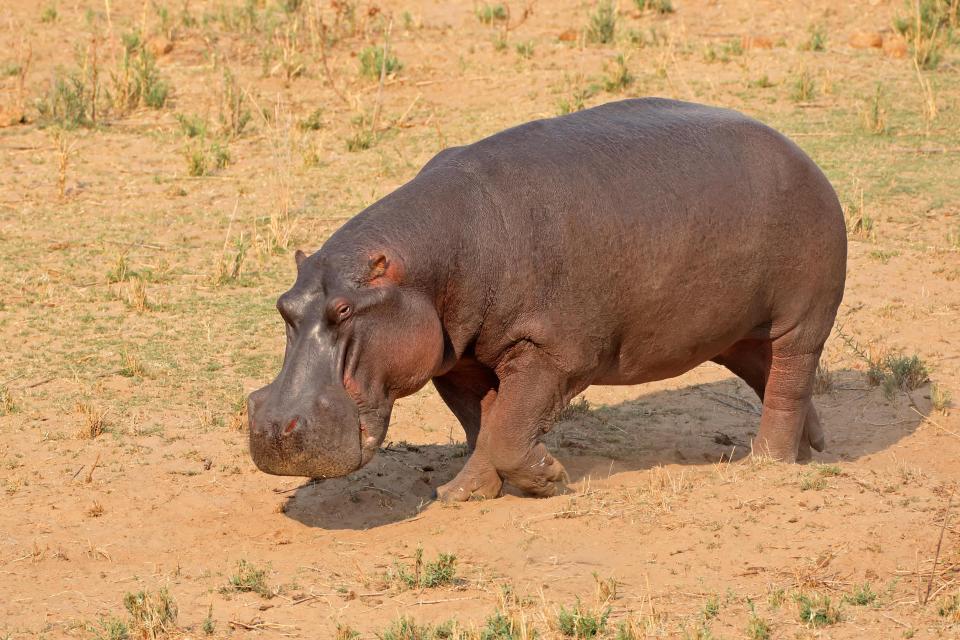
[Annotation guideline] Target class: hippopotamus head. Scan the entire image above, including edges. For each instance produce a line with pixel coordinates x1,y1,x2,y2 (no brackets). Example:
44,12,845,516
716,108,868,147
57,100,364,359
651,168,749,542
247,248,445,478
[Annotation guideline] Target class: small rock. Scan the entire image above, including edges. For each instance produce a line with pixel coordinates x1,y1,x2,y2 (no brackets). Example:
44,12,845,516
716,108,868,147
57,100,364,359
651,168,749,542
848,31,883,49
0,106,26,128
558,29,578,42
146,36,174,57
741,35,774,50
883,35,908,58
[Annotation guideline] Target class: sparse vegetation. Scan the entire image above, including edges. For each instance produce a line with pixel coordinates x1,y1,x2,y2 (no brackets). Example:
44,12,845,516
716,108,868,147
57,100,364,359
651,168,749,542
587,1,617,45
795,593,842,627
803,24,827,51
359,45,402,79
792,68,816,101
222,559,272,597
123,589,178,638
635,0,674,14
893,0,956,69
0,386,19,416
75,401,107,439
603,54,633,92
477,3,508,24
931,383,952,414
746,601,771,640
390,547,458,589
837,326,930,398
556,598,610,638
844,582,878,606
861,83,887,135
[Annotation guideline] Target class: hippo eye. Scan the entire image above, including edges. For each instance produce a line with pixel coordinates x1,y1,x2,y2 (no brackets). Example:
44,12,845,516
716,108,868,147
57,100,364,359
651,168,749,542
328,299,352,323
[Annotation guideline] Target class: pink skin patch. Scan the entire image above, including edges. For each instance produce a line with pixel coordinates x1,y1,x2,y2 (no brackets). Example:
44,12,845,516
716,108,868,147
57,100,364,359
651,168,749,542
284,418,298,435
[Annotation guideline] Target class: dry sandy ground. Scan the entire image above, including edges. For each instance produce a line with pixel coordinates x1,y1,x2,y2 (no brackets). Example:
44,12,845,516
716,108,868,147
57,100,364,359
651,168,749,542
1,0,959,638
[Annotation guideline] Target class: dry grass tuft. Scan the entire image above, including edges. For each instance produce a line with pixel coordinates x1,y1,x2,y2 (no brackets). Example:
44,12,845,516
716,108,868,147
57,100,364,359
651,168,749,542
75,401,108,439
124,588,178,638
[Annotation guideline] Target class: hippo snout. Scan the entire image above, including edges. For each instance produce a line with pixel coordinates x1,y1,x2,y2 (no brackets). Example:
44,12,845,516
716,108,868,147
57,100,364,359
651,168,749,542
247,384,363,479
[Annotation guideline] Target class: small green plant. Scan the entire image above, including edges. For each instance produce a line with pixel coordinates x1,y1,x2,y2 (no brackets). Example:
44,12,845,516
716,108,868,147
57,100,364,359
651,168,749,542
767,588,786,609
702,595,719,619
123,589,178,638
894,0,954,69
346,129,374,152
212,233,249,286
939,593,960,621
40,4,58,23
746,600,770,640
587,0,616,45
862,83,887,135
0,386,20,416
480,612,520,640
359,45,402,79
949,227,960,249
119,350,145,378
91,617,129,640
556,598,609,638
804,24,827,51
175,113,208,138
107,252,130,283
795,593,841,627
603,54,633,92
222,559,272,597
932,383,952,414
337,624,361,639
37,70,93,128
218,68,251,139
844,582,878,606
813,463,841,477
202,604,215,635
390,547,458,589
515,41,535,58
423,553,457,587
791,68,816,102
477,3,508,24
634,0,674,14
184,140,230,176
111,41,169,111
298,107,324,131
749,74,775,89
379,616,459,640
884,354,929,391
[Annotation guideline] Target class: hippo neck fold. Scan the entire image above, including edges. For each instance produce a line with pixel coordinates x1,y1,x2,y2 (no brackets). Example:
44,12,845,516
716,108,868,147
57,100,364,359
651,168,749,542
320,165,489,367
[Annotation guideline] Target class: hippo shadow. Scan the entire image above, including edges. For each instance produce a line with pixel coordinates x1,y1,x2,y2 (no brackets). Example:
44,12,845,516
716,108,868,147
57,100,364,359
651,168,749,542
282,368,929,530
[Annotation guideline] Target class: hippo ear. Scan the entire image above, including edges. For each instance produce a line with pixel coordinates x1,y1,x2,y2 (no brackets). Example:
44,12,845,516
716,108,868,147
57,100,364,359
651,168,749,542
294,249,307,269
367,252,402,285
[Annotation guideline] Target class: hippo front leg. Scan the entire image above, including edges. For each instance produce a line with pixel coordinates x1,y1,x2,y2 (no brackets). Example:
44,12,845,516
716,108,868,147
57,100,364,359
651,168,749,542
435,348,569,502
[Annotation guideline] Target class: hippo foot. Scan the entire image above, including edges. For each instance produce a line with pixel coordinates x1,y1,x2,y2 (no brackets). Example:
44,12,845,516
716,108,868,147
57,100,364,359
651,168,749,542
435,463,503,502
501,444,569,498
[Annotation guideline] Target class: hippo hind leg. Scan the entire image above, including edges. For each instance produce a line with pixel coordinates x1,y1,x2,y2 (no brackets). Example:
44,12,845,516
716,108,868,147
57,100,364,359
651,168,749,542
711,338,825,461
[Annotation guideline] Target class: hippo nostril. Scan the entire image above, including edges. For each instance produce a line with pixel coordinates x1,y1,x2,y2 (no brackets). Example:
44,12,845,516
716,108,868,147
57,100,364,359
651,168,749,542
283,417,299,436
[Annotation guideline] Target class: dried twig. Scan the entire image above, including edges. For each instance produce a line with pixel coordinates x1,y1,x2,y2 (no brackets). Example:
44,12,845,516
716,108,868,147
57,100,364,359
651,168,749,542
923,492,954,605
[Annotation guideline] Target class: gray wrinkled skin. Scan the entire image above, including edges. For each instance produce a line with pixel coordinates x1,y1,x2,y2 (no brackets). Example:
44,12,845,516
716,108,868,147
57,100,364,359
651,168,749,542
248,98,847,500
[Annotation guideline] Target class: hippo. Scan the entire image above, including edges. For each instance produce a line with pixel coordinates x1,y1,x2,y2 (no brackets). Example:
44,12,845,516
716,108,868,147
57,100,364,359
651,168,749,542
247,98,847,501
